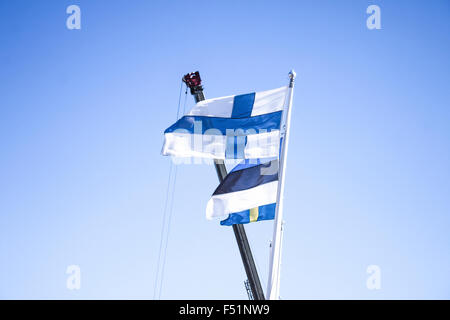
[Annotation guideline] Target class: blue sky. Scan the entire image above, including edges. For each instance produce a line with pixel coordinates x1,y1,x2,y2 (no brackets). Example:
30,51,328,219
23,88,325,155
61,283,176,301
0,0,449,299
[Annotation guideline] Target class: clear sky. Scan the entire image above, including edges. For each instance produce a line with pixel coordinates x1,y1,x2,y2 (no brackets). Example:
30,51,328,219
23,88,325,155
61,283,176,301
0,0,449,299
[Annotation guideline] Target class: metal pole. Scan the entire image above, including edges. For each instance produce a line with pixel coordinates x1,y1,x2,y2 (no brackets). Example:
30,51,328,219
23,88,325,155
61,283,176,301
183,72,265,300
266,70,296,300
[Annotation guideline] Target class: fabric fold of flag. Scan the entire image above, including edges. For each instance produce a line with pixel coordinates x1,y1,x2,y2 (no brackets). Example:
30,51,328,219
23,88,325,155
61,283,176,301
162,86,288,159
206,160,278,222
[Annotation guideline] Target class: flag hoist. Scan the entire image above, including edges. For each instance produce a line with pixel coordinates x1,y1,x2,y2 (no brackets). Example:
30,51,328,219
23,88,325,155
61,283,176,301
161,70,296,300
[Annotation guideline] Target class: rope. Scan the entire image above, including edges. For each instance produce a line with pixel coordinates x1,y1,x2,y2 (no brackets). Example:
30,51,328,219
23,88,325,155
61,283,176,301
158,164,177,299
153,81,185,299
183,85,188,114
153,159,173,299
157,82,190,299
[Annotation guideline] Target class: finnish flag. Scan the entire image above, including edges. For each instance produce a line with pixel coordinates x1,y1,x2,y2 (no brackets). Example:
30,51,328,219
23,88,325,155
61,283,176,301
162,87,288,159
206,160,278,224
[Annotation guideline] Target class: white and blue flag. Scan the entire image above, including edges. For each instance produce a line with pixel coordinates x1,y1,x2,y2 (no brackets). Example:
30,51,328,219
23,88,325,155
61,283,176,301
162,87,288,159
206,159,278,224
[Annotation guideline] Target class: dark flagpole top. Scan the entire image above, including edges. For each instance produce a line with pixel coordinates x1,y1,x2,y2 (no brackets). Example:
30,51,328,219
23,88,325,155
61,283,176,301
183,71,203,95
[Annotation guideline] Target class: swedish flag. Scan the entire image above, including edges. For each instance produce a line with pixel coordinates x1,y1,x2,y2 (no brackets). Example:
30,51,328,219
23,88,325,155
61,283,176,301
220,203,276,226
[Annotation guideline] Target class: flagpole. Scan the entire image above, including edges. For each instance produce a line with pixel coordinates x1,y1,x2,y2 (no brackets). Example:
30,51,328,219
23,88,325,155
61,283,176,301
182,72,266,300
266,70,296,300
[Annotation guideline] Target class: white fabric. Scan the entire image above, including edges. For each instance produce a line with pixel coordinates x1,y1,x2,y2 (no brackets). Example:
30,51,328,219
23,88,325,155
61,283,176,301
186,95,234,118
206,181,278,219
162,131,280,160
184,86,287,118
162,132,226,159
244,130,280,159
251,86,288,117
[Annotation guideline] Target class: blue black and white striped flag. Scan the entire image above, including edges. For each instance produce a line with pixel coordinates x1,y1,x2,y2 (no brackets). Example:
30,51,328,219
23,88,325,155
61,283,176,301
206,159,278,225
162,87,288,159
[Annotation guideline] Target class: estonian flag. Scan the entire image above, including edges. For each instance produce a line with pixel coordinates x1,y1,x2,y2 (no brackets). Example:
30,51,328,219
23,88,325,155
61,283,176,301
162,87,288,159
206,160,278,225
